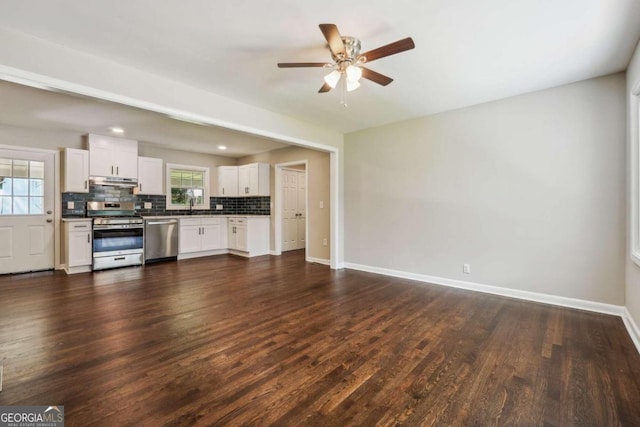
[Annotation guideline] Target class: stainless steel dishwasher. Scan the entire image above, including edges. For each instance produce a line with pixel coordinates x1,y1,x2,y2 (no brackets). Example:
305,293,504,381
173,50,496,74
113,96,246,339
144,218,179,263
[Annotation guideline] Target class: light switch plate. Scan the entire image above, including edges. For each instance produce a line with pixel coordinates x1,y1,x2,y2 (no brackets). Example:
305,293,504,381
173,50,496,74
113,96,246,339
319,201,324,209
216,204,223,210
144,202,152,209
67,201,74,209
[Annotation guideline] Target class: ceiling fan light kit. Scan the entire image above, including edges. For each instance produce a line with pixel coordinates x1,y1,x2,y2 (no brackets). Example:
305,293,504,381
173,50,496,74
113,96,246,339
278,24,415,106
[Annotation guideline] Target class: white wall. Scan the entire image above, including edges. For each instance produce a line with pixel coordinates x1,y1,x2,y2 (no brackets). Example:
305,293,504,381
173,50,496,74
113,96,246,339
345,74,626,305
626,41,640,330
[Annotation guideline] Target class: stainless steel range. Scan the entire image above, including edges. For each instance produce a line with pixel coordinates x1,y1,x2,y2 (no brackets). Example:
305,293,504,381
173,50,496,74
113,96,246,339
87,201,144,270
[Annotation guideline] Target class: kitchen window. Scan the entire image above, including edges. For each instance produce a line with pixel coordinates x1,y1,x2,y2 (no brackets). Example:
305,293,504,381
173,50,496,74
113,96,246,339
166,164,209,210
0,158,44,215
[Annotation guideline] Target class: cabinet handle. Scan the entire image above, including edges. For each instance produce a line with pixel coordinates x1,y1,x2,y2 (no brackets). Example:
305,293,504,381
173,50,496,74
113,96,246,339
116,166,119,175
222,187,224,195
87,234,90,243
139,183,142,191
111,165,114,174
73,225,88,229
84,180,88,189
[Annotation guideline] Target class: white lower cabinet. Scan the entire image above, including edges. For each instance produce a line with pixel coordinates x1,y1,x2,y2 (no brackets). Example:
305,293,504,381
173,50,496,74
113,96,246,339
179,217,227,258
63,219,92,274
228,216,269,257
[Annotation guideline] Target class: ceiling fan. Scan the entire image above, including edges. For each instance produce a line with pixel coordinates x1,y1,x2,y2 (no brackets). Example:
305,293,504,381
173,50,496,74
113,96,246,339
278,24,415,103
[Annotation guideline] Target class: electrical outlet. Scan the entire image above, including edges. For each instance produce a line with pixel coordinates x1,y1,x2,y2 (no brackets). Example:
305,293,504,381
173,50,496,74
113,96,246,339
144,202,152,209
463,263,471,274
67,201,74,209
216,204,223,210
323,238,328,246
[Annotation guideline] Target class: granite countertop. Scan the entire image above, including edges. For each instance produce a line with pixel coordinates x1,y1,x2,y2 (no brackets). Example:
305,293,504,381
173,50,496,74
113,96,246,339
141,214,270,220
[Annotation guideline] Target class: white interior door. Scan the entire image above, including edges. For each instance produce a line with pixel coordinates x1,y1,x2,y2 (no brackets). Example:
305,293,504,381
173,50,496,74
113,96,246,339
0,149,55,274
282,169,298,252
296,171,306,250
281,168,306,252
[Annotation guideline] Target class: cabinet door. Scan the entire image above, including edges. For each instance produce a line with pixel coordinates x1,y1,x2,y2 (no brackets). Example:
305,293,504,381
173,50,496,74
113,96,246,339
179,224,202,254
237,165,252,196
64,148,89,193
137,157,163,195
227,219,238,250
201,223,223,251
88,137,115,177
235,225,248,252
113,140,138,179
218,166,238,197
68,230,92,267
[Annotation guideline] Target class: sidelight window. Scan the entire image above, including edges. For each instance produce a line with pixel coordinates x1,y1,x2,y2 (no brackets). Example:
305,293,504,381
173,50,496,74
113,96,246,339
0,158,44,215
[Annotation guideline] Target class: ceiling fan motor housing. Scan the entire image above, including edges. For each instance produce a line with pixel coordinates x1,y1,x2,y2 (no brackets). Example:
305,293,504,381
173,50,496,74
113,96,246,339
332,36,362,66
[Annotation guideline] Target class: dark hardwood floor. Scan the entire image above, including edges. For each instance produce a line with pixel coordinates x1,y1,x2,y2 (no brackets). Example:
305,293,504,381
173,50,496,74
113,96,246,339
1,250,639,426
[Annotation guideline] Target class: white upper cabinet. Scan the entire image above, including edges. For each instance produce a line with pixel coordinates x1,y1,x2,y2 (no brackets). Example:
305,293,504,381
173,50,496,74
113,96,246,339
217,163,269,197
238,163,270,196
87,134,138,179
63,148,89,193
137,156,164,195
217,166,239,197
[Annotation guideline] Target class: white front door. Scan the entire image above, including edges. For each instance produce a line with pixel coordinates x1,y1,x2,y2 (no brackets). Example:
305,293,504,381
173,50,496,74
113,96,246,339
0,149,55,274
282,168,306,252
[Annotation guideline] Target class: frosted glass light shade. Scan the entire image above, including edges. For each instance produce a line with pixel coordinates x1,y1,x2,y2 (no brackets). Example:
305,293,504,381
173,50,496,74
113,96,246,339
346,80,360,92
323,70,342,88
346,65,362,82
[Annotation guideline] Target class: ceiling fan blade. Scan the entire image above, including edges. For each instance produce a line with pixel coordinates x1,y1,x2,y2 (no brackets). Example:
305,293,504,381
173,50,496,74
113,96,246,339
318,82,333,93
319,24,346,58
277,62,329,68
361,67,394,86
359,37,415,63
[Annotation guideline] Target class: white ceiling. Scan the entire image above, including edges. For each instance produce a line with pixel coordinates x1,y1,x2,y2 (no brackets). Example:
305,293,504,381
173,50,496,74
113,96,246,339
0,0,639,135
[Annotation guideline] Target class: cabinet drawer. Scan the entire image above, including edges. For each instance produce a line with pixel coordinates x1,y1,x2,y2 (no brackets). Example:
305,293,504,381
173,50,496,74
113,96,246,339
228,217,246,225
180,218,201,227
201,218,222,226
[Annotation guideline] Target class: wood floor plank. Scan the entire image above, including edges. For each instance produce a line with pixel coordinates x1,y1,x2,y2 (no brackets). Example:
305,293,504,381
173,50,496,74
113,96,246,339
1,250,639,426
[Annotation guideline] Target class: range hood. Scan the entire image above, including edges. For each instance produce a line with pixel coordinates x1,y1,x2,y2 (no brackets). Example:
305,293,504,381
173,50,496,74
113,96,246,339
90,176,138,187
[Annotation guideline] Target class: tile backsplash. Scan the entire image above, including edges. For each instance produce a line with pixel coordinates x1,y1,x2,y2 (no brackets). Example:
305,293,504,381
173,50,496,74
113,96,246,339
62,186,270,217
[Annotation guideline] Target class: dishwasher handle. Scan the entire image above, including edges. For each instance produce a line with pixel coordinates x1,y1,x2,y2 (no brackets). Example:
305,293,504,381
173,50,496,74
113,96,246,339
146,220,178,225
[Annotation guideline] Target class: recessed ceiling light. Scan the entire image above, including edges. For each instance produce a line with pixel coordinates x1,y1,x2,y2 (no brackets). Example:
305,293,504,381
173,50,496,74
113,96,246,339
217,145,227,150
110,127,124,134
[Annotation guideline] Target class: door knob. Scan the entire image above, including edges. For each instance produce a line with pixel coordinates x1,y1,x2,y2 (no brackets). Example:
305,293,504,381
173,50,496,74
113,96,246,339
47,210,53,214
46,219,53,223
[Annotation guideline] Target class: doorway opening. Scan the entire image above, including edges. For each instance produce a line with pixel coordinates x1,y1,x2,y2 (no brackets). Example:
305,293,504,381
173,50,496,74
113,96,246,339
275,161,308,260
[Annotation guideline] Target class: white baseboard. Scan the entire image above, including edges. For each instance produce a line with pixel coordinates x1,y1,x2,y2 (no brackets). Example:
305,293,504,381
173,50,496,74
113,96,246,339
345,262,640,355
623,308,640,355
307,257,331,266
270,250,281,256
344,262,625,317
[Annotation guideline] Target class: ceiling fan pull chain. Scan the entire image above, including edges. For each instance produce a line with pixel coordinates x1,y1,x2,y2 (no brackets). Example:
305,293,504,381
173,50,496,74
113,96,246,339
341,75,347,107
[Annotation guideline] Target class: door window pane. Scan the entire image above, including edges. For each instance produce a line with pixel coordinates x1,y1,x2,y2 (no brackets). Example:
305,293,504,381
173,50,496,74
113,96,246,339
0,159,11,176
29,161,44,179
0,158,47,215
0,196,11,215
13,178,29,196
30,179,43,196
13,160,29,178
13,197,29,215
30,197,43,214
0,178,12,196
